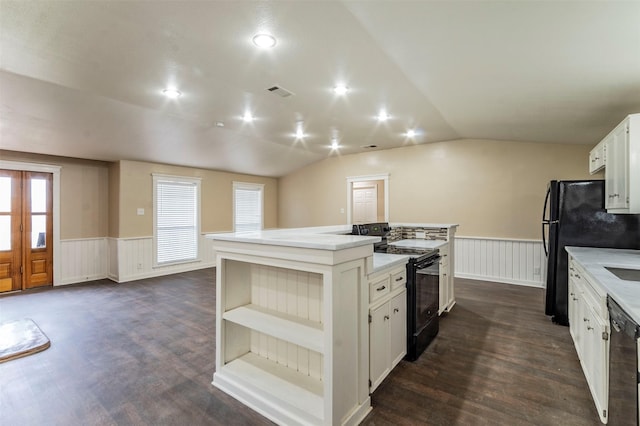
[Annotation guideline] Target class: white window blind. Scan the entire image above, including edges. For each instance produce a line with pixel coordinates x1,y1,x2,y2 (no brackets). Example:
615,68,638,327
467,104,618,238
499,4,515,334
153,174,201,265
233,182,264,233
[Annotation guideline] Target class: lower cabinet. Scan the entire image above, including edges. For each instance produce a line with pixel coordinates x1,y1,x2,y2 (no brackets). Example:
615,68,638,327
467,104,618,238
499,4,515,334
369,289,406,392
568,256,610,424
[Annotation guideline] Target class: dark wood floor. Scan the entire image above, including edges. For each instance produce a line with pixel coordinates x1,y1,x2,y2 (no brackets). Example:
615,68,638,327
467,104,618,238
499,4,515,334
0,270,601,426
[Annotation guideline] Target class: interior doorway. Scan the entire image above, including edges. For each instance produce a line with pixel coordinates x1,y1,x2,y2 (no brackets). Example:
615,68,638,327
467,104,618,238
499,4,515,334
0,169,53,292
347,174,389,224
352,184,378,223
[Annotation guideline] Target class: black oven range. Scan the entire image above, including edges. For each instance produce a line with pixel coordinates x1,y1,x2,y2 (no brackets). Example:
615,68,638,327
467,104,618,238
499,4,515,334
352,223,441,361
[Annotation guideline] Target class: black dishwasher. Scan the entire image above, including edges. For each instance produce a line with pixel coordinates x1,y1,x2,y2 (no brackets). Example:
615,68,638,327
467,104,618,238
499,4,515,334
608,296,639,425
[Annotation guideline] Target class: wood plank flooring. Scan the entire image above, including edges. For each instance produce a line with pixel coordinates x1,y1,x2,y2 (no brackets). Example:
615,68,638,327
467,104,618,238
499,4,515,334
0,270,601,425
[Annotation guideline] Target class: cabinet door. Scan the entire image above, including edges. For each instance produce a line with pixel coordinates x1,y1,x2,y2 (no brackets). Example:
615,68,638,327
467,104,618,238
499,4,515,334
582,302,610,423
589,141,605,174
369,302,390,391
389,290,407,368
605,123,629,209
568,278,580,347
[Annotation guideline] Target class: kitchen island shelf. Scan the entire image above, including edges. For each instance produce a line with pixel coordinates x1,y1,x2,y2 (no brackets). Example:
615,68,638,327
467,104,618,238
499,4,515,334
215,352,324,425
223,304,324,354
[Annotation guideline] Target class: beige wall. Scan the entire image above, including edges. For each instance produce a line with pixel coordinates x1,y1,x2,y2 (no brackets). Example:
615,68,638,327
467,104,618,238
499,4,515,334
278,139,597,239
0,150,109,239
114,160,278,238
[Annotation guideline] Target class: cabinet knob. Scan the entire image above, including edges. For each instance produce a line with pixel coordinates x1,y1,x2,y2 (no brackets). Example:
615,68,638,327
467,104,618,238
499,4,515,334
575,273,581,279
384,315,390,321
395,277,403,282
393,308,399,313
377,285,386,292
583,317,589,322
572,297,578,301
587,326,594,331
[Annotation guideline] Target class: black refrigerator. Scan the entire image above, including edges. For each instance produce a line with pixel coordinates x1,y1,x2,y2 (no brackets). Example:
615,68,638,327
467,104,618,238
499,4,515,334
542,180,640,326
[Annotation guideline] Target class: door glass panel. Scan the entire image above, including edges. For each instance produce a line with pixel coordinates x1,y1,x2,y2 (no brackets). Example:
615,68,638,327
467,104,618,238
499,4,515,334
0,177,10,212
0,216,10,250
31,178,46,213
31,215,46,248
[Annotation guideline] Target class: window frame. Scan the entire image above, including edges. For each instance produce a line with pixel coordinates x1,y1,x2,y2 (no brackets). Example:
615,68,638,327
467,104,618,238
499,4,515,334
152,173,202,267
232,181,264,233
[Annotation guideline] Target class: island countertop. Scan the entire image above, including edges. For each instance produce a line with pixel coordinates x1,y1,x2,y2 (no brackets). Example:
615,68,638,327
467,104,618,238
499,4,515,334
565,246,640,325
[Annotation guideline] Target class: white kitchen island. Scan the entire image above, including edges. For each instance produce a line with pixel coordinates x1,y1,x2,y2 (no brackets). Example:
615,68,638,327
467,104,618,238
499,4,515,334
207,230,380,426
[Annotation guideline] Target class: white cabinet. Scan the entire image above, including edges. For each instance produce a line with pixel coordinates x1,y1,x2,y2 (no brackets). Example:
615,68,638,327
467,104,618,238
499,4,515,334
568,256,610,424
599,113,640,213
438,243,453,315
212,241,372,426
368,265,407,392
589,139,606,174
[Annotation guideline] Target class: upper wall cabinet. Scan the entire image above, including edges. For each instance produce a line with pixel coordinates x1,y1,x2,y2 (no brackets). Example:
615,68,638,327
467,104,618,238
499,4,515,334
593,113,640,214
588,139,605,174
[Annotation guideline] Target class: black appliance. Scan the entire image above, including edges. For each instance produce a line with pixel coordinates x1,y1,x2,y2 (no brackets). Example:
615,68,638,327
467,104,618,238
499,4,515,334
608,296,639,425
352,222,390,252
353,222,441,360
542,180,640,325
405,251,440,361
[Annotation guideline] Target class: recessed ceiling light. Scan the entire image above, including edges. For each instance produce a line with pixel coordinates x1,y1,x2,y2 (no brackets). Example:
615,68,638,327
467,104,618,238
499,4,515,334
333,85,349,95
295,123,305,139
162,88,181,99
252,33,276,48
406,129,416,138
215,121,225,128
377,111,390,121
331,138,340,149
242,112,254,122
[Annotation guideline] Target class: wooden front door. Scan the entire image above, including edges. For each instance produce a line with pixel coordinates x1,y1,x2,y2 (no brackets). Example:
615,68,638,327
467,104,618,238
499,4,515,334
0,170,53,292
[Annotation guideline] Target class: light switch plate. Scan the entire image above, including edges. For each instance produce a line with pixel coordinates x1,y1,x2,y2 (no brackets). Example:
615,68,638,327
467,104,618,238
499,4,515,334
137,208,144,216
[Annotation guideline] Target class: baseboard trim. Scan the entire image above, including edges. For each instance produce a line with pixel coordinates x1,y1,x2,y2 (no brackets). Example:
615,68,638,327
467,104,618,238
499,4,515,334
455,272,544,288
111,261,215,283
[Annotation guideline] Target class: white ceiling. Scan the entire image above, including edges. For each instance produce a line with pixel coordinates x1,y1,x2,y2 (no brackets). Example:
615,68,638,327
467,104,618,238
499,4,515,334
1,1,639,177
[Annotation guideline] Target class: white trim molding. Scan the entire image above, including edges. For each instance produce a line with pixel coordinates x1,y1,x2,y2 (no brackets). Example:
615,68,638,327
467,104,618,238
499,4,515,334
107,234,216,283
454,236,547,288
0,160,62,286
59,238,108,285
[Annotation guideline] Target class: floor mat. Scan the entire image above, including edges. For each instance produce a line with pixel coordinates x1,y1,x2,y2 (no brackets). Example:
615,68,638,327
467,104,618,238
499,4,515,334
0,318,50,363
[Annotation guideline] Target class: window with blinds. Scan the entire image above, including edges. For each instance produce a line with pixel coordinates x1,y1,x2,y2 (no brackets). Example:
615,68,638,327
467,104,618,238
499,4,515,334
153,174,201,265
233,182,264,233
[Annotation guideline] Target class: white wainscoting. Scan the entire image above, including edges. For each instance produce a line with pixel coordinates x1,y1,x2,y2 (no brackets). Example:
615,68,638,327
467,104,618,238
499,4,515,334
59,238,108,285
107,234,216,283
454,236,547,288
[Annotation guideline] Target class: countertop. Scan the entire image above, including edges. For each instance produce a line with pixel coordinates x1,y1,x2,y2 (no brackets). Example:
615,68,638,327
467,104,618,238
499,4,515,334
206,223,455,252
565,247,640,324
208,230,379,251
389,239,448,250
371,253,410,275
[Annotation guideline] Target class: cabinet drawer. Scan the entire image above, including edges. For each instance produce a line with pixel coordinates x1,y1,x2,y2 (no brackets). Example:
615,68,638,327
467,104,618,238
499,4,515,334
370,276,390,303
390,269,406,291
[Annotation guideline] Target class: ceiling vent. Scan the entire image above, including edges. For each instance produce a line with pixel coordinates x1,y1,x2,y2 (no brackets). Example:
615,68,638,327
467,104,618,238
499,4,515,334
267,85,294,98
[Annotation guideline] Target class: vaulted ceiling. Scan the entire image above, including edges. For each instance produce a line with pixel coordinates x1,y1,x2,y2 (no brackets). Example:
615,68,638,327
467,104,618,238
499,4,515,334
1,1,639,177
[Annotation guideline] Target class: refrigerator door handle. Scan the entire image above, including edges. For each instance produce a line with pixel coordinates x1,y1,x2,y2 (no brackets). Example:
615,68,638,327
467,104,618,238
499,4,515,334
542,185,551,256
